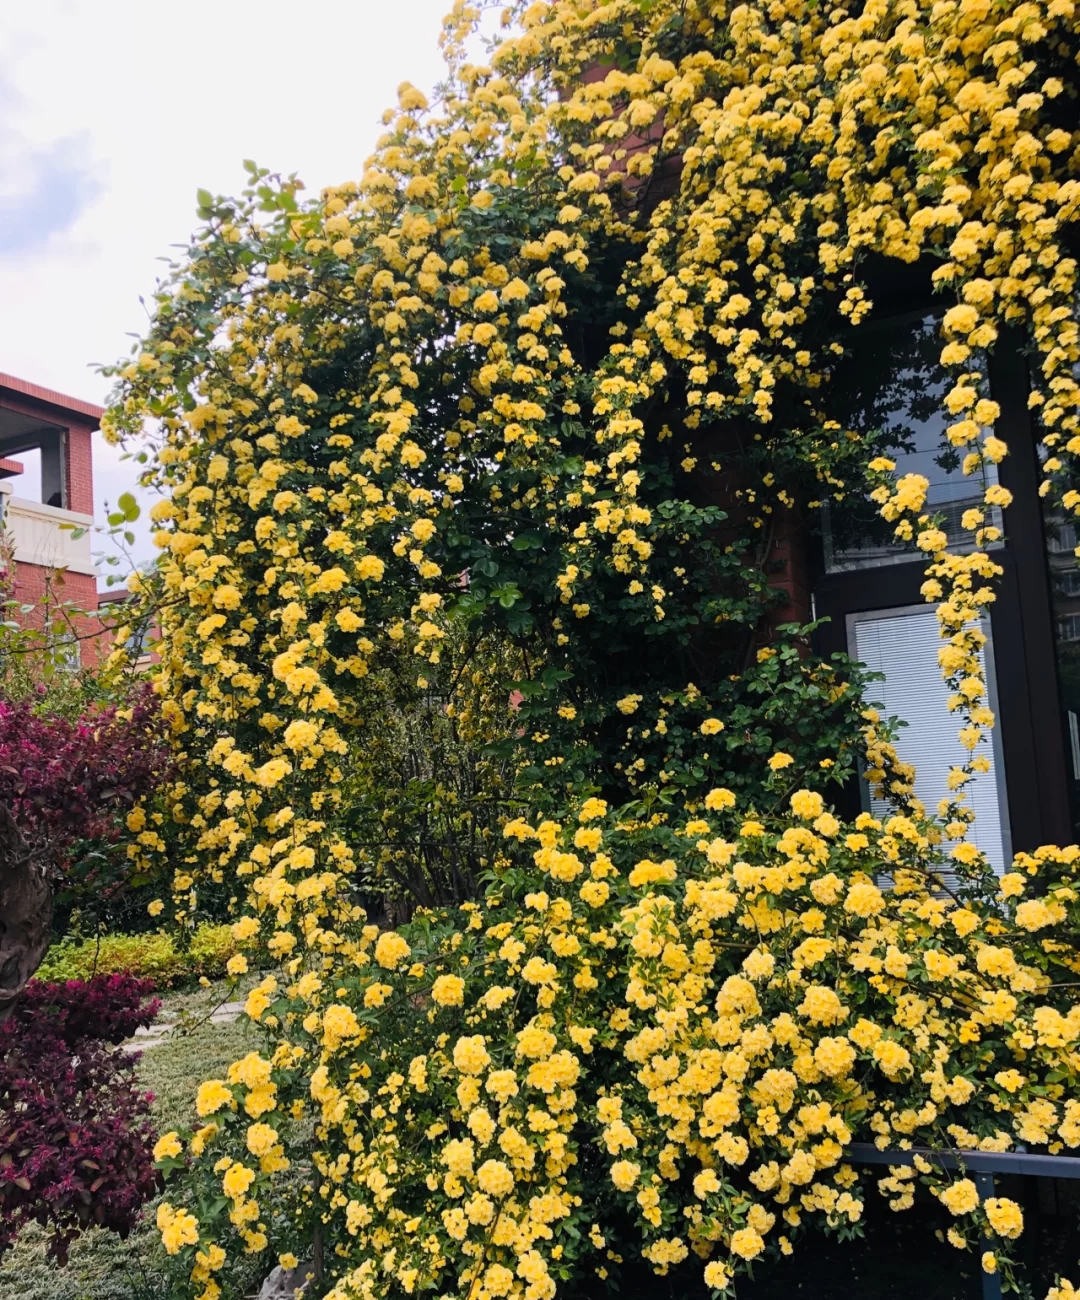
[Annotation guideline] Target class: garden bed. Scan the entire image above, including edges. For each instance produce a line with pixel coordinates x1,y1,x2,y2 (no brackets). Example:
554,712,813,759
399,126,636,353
0,982,258,1300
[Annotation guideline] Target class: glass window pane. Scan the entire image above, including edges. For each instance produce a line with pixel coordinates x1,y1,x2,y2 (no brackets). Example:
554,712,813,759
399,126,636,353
823,315,1001,572
1041,489,1080,839
851,606,1011,877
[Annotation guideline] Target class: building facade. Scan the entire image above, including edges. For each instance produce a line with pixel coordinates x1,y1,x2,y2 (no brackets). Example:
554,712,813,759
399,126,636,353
780,261,1080,866
0,372,105,664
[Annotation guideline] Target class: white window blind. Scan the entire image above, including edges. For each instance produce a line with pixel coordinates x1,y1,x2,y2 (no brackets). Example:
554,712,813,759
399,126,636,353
851,607,1011,876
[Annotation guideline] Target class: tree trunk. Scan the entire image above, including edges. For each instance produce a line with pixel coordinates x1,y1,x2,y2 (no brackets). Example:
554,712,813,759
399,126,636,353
0,806,54,1021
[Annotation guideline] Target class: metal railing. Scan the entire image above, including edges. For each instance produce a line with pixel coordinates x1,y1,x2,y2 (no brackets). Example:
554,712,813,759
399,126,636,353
847,1143,1080,1300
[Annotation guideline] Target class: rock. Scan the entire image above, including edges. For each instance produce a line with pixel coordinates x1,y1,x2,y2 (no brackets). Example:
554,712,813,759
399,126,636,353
257,1263,315,1299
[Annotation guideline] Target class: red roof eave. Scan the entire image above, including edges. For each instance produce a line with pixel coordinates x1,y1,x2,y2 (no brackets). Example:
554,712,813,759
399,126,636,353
0,372,105,423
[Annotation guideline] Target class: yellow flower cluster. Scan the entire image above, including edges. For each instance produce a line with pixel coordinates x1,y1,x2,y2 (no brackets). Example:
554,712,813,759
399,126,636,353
153,784,1080,1297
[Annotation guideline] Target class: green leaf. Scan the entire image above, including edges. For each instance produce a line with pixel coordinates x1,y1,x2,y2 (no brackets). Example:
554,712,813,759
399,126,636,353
510,531,543,551
118,491,140,521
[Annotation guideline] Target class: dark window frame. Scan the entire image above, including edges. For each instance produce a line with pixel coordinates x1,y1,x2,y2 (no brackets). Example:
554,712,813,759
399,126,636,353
809,324,1073,851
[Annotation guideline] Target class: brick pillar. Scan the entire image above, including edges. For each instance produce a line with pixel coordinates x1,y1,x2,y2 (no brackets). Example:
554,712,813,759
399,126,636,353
64,422,95,515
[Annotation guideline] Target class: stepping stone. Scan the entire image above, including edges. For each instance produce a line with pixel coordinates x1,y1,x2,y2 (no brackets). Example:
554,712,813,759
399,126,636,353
210,1002,244,1022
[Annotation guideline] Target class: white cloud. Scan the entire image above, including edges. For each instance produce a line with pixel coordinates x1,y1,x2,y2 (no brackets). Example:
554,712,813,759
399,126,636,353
0,0,452,583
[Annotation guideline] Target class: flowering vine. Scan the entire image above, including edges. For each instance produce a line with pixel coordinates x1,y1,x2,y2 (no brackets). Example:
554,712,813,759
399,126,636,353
102,0,1080,1295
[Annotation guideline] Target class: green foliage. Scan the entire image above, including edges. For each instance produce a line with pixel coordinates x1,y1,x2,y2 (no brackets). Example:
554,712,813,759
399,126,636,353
35,925,239,987
338,633,522,919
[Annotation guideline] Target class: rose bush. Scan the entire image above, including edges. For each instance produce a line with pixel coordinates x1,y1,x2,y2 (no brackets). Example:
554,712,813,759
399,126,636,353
152,786,1080,1298
100,0,1080,1295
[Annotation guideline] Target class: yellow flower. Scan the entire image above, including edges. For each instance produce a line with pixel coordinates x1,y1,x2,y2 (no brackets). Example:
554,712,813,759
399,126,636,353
153,1132,183,1161
195,1081,235,1117
844,881,885,918
578,798,608,822
628,859,677,888
798,985,848,1025
939,1179,980,1215
790,789,824,820
729,1227,765,1260
700,718,724,735
610,1160,640,1190
768,752,794,771
579,879,610,907
453,1035,491,1075
147,899,165,917
943,304,979,335
157,1202,199,1254
222,1163,256,1200
283,719,319,751
374,932,411,969
322,1004,362,1052
246,1123,279,1157
703,1261,731,1289
872,1038,913,1079
476,1159,514,1196
356,555,385,581
984,1197,1024,1239
432,974,465,1006
190,1124,218,1157
231,915,260,941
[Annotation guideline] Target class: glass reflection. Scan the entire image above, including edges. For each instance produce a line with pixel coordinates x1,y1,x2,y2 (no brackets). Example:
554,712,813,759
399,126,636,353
823,314,1000,572
1041,492,1080,838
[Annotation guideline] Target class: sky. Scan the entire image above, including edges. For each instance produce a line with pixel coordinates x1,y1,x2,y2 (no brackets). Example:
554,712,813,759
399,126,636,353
0,0,455,584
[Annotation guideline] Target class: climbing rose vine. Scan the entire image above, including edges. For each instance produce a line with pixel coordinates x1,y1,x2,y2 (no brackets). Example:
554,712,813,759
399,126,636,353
103,0,1080,1295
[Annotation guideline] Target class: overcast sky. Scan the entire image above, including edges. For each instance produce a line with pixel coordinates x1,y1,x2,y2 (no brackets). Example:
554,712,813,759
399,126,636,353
0,0,453,583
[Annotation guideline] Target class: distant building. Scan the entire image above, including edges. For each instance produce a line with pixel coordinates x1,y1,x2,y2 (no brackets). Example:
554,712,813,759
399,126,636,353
0,372,120,667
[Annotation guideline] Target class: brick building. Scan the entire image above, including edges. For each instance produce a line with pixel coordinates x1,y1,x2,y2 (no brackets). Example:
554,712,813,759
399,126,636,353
0,372,106,664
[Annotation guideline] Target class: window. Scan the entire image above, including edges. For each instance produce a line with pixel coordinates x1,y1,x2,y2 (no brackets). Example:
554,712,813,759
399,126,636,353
813,322,1076,854
1047,521,1077,554
849,605,1011,875
1042,499,1080,836
822,315,1002,573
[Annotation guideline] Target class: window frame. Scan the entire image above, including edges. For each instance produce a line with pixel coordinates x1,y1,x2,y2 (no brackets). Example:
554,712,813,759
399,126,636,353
810,325,1073,851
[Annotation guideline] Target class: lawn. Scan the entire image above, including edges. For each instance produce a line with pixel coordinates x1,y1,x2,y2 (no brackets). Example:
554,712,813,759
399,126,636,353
0,982,259,1300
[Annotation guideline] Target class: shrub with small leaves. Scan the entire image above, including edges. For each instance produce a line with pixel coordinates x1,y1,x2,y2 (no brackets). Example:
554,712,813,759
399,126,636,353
0,975,161,1264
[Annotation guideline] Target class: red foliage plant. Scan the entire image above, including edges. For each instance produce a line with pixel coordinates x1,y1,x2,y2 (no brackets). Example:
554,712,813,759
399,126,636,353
0,975,162,1263
0,685,172,1016
0,684,170,868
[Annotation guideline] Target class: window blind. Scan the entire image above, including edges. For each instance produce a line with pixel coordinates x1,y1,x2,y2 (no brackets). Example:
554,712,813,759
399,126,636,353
852,607,1010,876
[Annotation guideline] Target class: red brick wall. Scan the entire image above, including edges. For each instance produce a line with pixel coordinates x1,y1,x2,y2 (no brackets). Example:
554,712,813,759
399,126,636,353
768,514,812,628
8,561,105,667
64,422,95,515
